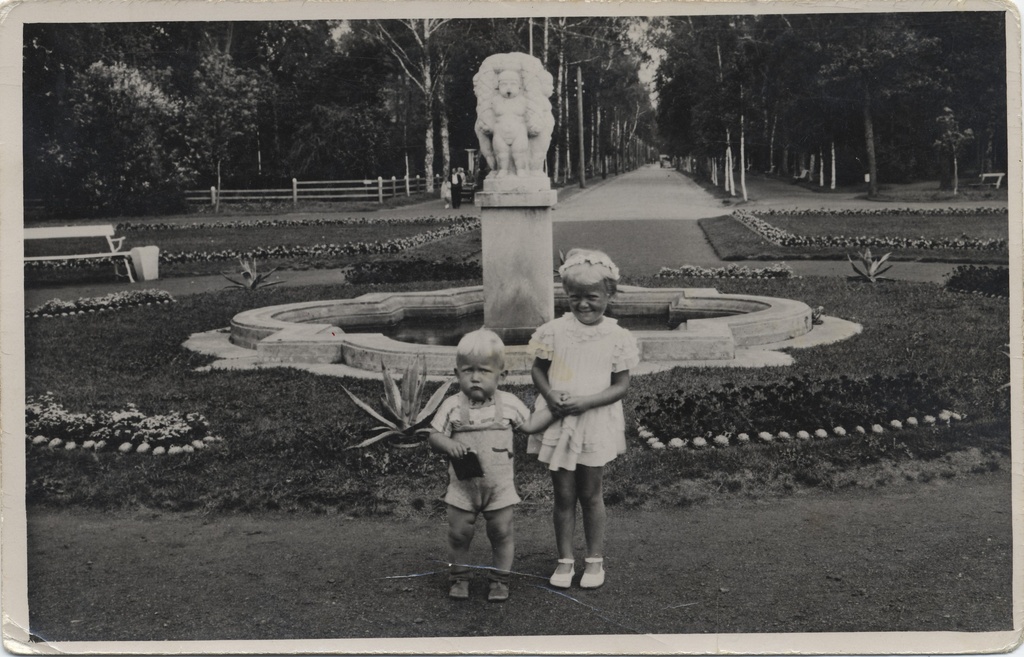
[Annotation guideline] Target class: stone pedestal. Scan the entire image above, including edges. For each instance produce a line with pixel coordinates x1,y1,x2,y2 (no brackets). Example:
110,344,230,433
129,245,160,281
475,176,558,345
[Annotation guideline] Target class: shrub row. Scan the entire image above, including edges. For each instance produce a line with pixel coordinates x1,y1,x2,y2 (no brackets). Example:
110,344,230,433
345,258,482,285
733,210,1007,251
26,290,175,318
942,265,1010,298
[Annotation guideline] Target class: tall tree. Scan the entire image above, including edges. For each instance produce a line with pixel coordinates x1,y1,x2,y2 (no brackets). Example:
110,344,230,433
814,14,939,196
363,19,455,191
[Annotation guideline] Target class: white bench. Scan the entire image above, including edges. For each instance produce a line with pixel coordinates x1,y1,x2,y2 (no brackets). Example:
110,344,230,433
969,172,1005,189
24,224,135,282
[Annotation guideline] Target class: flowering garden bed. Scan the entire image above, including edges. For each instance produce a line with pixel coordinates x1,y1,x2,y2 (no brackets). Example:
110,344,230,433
634,373,965,450
26,289,175,318
656,262,794,279
26,394,223,455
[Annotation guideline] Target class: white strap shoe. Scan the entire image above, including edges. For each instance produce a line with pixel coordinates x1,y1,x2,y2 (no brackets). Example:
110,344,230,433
580,557,605,589
549,558,575,588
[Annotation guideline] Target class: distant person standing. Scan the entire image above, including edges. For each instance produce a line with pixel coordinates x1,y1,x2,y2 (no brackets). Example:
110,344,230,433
451,167,464,209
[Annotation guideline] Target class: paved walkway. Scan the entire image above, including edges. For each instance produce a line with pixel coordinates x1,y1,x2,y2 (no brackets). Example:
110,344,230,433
23,167,1006,307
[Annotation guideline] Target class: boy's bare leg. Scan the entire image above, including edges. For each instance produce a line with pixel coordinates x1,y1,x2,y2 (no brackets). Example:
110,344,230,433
482,505,515,573
447,505,478,593
483,506,514,601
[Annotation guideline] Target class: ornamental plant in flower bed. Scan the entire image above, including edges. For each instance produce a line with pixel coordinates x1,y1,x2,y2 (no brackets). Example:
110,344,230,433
943,265,1010,298
25,289,174,318
25,393,223,455
633,374,961,450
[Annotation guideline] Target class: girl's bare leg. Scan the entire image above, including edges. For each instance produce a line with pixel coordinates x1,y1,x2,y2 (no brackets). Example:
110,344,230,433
550,468,578,575
576,465,606,573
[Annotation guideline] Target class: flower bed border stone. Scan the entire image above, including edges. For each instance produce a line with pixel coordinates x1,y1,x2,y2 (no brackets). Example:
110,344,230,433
26,290,176,319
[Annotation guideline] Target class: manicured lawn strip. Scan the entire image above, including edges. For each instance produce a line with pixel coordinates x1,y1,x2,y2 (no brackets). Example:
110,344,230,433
699,216,1010,264
769,213,1008,241
24,276,1009,514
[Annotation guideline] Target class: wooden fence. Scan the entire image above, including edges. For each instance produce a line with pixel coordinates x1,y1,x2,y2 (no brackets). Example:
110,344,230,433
185,175,443,206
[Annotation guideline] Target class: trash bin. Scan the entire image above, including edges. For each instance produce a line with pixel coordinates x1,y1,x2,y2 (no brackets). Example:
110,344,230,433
129,245,160,281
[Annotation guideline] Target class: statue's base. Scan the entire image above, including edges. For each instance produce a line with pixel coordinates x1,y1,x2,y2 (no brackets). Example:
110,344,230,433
476,181,556,346
481,173,551,194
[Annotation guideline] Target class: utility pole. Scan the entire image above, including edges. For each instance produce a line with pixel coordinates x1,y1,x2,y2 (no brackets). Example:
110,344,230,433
577,66,585,189
528,18,533,57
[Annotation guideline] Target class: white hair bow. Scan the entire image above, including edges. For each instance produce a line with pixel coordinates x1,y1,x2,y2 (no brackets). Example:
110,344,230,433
558,252,620,280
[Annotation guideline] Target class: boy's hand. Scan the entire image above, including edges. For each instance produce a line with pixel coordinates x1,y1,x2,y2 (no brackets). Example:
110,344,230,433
443,439,470,459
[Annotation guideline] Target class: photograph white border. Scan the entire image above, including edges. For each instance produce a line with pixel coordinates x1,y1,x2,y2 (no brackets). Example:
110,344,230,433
2,0,1021,654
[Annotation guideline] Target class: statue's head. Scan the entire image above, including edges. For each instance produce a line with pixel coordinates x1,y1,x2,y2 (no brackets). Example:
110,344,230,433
497,70,523,99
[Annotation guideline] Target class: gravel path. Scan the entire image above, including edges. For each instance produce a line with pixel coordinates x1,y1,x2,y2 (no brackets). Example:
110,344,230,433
23,469,1013,644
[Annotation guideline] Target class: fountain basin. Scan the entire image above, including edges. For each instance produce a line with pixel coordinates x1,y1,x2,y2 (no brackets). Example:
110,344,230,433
229,285,813,375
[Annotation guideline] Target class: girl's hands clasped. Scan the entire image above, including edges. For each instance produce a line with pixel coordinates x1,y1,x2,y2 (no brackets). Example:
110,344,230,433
547,390,589,417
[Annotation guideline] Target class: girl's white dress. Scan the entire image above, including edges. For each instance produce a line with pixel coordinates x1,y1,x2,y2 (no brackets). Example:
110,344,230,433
527,313,640,471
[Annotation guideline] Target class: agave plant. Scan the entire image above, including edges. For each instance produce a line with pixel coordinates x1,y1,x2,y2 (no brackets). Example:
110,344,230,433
847,248,893,283
342,357,454,449
223,256,284,290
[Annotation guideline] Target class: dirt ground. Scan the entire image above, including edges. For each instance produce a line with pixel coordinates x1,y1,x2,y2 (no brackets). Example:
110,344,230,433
21,468,1013,647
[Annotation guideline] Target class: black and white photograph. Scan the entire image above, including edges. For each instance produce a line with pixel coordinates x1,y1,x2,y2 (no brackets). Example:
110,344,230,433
1,0,1021,654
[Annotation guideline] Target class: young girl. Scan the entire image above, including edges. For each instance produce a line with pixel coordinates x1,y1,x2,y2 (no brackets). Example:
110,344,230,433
527,248,639,590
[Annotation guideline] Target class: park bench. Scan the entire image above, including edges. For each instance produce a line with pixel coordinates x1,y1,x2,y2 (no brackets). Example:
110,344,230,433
968,172,1005,189
24,224,135,282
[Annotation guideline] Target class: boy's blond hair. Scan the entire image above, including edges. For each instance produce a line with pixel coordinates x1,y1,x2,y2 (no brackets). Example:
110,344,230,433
456,329,506,368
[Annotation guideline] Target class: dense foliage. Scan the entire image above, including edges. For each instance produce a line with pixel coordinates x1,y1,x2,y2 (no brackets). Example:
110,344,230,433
24,18,655,217
654,13,1007,193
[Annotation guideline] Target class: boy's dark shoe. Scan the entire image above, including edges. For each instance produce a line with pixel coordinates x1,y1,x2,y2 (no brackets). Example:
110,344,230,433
449,579,470,600
487,581,509,602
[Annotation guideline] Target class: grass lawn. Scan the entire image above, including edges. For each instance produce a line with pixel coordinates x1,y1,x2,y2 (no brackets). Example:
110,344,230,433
701,214,1010,263
24,270,1010,515
769,213,1008,241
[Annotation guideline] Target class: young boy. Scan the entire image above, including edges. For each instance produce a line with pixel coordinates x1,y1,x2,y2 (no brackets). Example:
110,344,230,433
428,329,548,602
